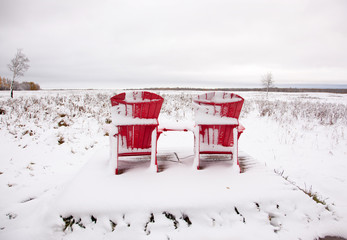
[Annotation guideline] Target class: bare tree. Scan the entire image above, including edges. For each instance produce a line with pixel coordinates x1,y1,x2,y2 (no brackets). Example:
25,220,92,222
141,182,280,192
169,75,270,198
261,72,274,97
8,49,30,98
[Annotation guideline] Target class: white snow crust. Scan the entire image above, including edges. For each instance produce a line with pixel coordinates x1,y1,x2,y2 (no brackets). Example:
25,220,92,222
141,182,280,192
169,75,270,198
1,90,347,240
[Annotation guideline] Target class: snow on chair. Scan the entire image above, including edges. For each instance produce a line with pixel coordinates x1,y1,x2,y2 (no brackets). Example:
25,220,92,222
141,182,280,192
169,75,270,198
193,92,245,171
109,91,164,174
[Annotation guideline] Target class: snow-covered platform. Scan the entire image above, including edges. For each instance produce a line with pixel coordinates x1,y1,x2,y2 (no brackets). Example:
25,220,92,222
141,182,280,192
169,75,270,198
0,130,337,240
42,131,336,240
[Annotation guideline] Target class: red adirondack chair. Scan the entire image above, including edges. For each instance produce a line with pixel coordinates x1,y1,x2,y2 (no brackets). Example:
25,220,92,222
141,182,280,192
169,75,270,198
193,92,245,171
109,91,164,174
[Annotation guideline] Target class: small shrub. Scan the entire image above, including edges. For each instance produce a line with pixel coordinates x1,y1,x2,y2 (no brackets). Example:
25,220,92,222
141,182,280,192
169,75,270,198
6,213,17,220
162,211,179,229
75,218,85,229
58,136,65,145
234,207,240,215
144,213,155,234
91,215,97,223
60,215,85,232
61,215,74,231
110,220,117,232
78,106,85,112
234,207,246,223
22,130,34,136
181,214,192,226
58,120,69,127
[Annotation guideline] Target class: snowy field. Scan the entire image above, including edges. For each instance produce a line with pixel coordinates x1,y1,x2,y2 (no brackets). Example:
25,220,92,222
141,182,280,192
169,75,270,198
0,90,347,240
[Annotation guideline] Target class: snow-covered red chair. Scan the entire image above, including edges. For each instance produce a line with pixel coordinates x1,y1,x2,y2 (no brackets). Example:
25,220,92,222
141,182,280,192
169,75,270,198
109,91,164,174
193,92,245,171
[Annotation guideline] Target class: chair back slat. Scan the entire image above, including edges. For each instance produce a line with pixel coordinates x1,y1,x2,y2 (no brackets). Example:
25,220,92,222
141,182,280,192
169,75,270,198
194,92,244,148
110,91,163,150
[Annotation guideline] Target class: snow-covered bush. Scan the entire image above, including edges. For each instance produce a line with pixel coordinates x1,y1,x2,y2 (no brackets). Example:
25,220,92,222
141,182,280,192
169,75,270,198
254,100,347,126
1,90,346,154
160,92,194,120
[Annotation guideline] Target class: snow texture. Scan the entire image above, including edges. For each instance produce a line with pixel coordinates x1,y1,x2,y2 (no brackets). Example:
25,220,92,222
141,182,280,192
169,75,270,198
0,90,347,240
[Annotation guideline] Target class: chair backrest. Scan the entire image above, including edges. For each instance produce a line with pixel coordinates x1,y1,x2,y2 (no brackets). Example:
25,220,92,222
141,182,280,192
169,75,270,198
193,92,244,147
194,92,244,119
111,91,163,119
110,91,164,150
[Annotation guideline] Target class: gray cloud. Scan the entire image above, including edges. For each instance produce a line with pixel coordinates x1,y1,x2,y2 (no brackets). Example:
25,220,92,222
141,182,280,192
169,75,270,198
1,0,346,89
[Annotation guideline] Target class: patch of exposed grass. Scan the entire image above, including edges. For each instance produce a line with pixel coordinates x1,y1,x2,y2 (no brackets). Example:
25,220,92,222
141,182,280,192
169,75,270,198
274,169,329,208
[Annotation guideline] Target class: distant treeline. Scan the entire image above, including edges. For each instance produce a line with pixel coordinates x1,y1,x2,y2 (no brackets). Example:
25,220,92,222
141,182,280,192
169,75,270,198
0,76,40,91
130,87,347,94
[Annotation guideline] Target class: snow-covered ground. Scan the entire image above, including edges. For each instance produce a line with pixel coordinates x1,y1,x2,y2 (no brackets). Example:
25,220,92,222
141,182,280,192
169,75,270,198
0,90,346,240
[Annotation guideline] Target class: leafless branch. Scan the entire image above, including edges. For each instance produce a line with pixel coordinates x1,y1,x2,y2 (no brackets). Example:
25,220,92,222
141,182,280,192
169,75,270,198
8,49,30,98
261,72,274,97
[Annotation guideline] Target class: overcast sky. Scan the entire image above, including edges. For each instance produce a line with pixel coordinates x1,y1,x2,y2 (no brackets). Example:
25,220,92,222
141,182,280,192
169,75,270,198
1,0,346,89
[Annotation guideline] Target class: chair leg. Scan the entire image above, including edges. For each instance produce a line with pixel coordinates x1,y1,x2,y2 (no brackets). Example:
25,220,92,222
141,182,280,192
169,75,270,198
110,134,117,174
193,126,200,170
150,127,158,172
115,134,119,175
233,127,240,173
